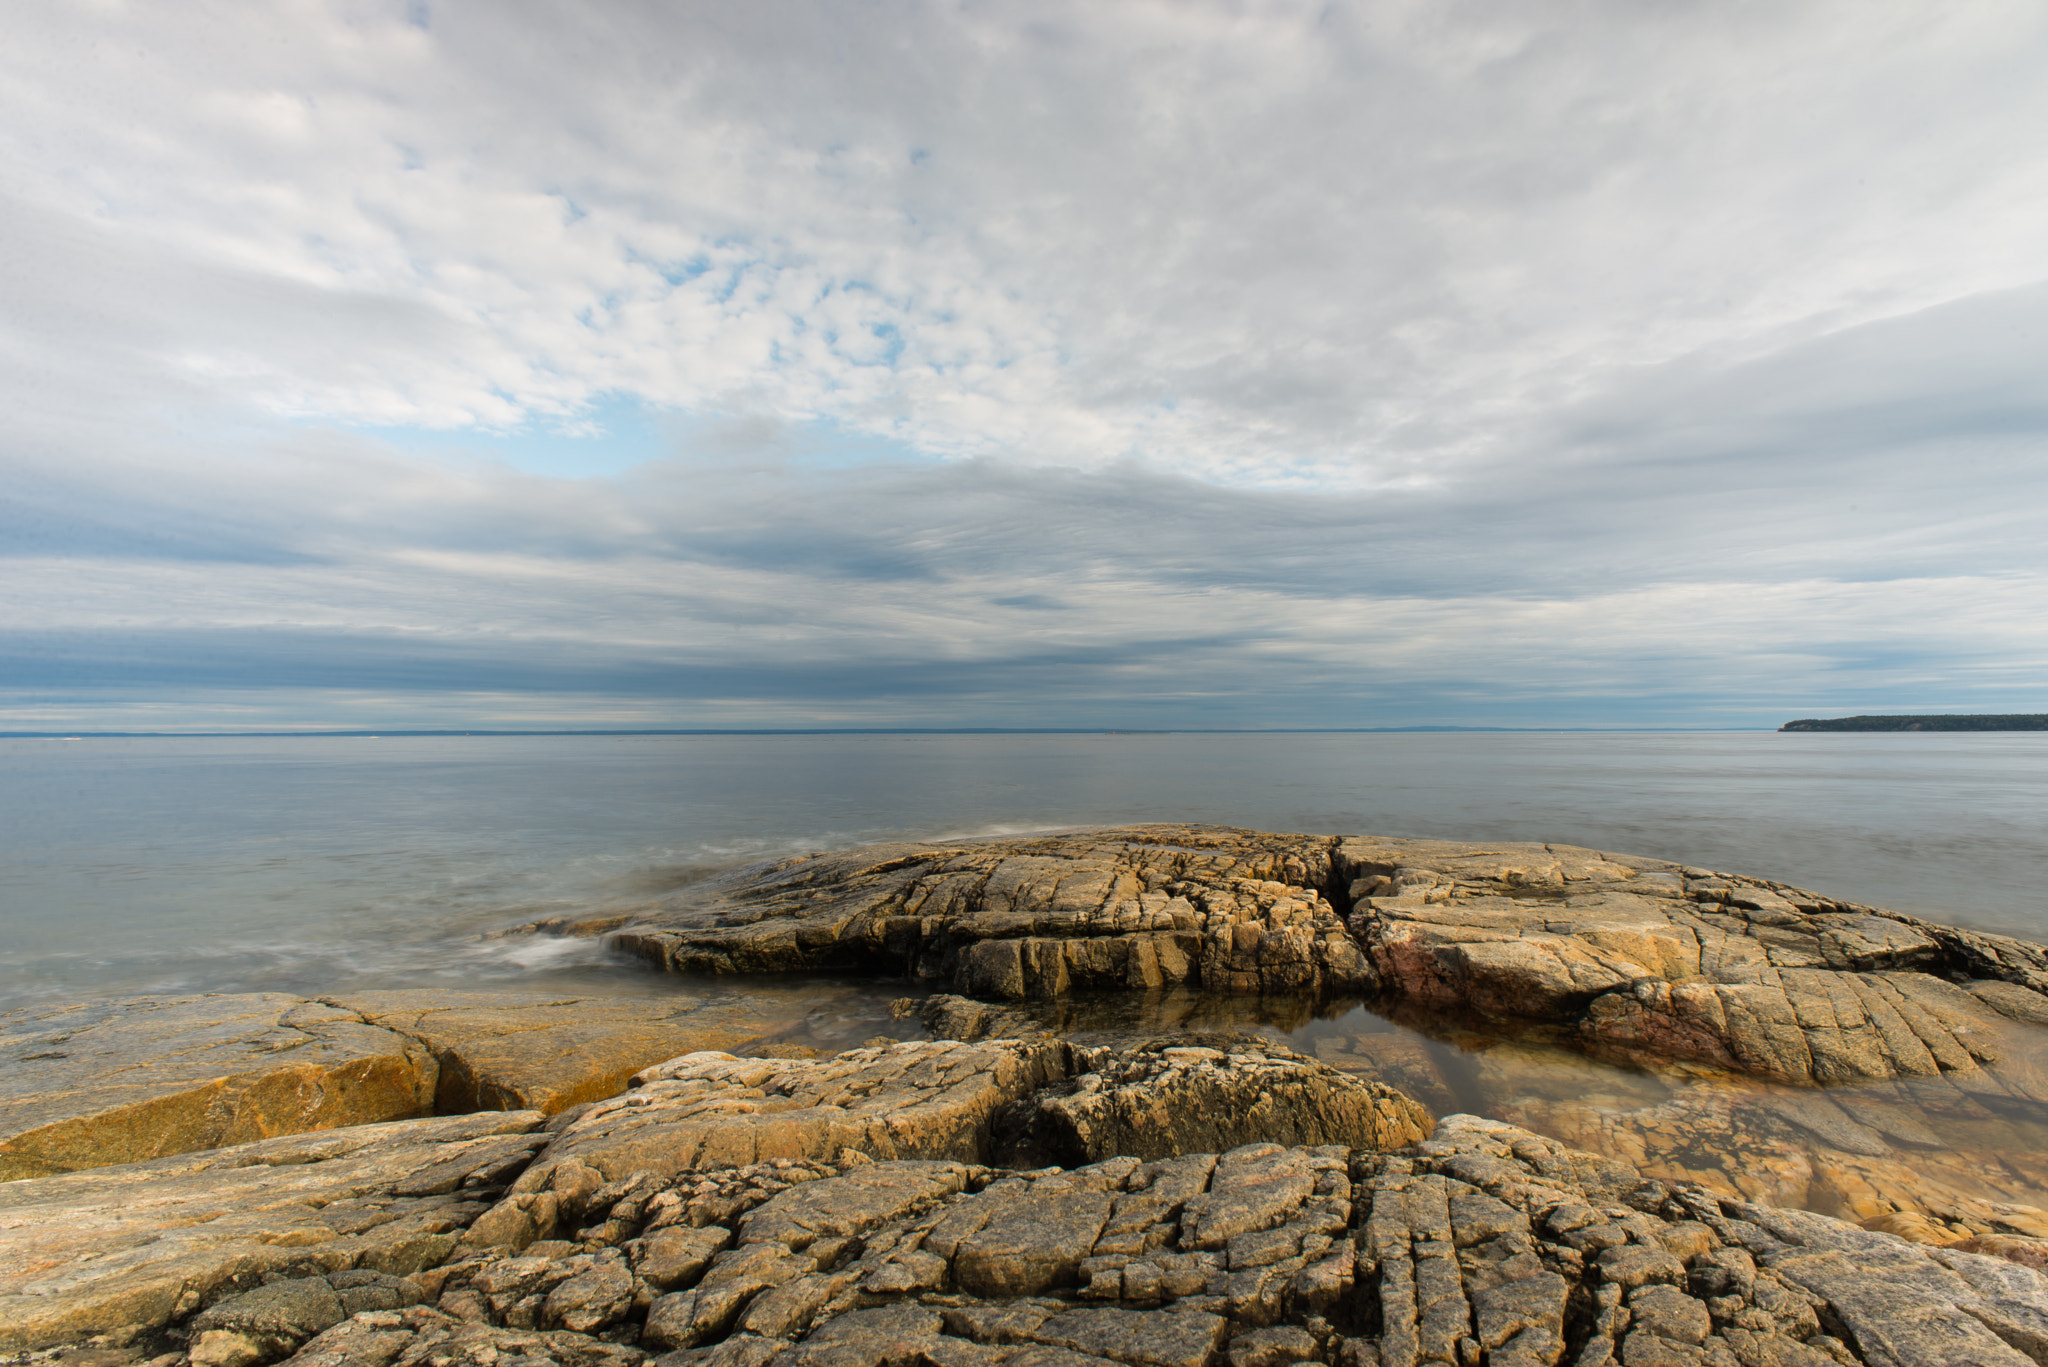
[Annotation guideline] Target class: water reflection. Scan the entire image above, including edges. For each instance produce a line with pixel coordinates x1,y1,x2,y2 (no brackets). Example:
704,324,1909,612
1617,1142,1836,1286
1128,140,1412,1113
921,986,2048,1247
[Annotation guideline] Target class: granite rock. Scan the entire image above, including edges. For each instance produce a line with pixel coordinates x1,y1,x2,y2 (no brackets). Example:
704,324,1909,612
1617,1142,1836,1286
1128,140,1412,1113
508,1039,1071,1193
14,1070,2048,1367
1332,835,2041,1090
0,990,802,1185
993,1037,1431,1166
246,1117,2048,1367
606,825,2048,1095
0,1038,1430,1354
610,827,1372,1000
320,991,798,1118
0,995,437,1182
0,1110,545,1349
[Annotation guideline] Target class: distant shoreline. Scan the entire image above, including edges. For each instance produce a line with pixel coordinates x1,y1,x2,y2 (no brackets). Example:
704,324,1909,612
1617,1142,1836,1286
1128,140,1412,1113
1781,713,2048,732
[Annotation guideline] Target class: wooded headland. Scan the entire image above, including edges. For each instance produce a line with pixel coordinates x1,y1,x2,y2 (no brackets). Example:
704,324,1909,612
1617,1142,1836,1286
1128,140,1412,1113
1781,713,2048,731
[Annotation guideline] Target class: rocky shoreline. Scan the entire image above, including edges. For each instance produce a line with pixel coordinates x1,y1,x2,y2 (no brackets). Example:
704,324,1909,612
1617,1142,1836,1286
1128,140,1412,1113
7,824,2048,1367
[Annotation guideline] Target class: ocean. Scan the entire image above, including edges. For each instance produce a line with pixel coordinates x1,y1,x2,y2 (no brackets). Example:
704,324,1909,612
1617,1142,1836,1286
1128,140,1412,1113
11,728,2048,1213
5,729,2046,1005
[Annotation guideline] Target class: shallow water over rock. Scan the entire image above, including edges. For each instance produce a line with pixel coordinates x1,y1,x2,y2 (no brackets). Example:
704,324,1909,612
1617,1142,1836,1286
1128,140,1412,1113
773,984,2048,1249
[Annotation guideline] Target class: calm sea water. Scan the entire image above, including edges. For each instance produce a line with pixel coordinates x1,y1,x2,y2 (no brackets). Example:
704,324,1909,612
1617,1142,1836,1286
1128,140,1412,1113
4,730,2047,1006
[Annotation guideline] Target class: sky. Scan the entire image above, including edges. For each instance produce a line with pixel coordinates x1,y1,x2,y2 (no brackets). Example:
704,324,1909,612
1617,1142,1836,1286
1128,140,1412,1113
4,0,2047,731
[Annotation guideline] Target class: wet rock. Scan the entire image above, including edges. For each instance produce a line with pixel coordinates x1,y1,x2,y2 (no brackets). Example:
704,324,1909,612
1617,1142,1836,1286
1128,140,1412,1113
915,995,1049,1043
0,994,438,1181
322,991,802,1117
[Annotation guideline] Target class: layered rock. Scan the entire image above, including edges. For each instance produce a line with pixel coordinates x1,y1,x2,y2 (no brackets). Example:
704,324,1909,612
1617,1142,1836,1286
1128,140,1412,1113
0,1109,548,1348
321,991,799,1117
0,1039,1425,1351
1316,1025,2048,1257
0,995,438,1182
42,1116,2048,1367
608,824,2048,1094
509,1037,1428,1211
513,1039,1071,1195
0,991,803,1181
609,828,1373,1000
993,1037,1431,1167
1333,835,2048,1091
13,1023,2048,1367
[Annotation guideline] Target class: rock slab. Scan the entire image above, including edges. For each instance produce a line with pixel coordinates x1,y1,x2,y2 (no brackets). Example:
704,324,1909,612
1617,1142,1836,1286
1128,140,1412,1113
1,990,803,1182
0,995,437,1182
610,827,1373,1001
0,1110,547,1347
322,991,798,1117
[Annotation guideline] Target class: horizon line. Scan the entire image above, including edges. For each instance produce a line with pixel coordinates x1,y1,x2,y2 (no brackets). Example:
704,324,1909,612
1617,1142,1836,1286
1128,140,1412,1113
2,725,1781,738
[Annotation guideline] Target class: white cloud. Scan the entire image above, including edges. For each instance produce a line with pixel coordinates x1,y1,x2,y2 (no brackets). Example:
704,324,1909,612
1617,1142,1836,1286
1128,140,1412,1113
4,0,2047,726
6,1,2047,481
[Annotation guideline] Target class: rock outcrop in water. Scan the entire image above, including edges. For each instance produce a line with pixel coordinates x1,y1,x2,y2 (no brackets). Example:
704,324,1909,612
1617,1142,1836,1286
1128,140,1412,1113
609,828,1372,1000
1335,835,2048,1093
612,825,2048,1095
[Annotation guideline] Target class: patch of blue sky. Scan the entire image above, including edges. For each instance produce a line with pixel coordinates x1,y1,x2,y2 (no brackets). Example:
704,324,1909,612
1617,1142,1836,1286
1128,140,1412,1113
344,393,933,479
351,392,667,479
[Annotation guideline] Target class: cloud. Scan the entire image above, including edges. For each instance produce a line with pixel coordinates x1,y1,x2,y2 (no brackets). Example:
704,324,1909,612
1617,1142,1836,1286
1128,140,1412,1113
2,1,2046,726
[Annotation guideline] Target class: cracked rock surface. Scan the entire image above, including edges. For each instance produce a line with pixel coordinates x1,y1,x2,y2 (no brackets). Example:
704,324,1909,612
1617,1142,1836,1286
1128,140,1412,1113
319,992,802,1119
991,1038,1431,1167
1332,834,2048,1091
25,1114,2048,1367
610,828,1372,1000
10,1030,2048,1367
0,1039,1427,1352
0,1111,549,1347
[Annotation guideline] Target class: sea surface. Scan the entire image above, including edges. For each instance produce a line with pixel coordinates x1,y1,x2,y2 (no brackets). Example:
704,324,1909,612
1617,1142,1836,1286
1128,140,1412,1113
5,729,2046,1005
10,729,2048,1218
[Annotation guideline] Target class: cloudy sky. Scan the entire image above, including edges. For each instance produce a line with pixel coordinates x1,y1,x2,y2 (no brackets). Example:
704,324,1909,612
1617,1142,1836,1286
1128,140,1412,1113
4,0,2046,730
